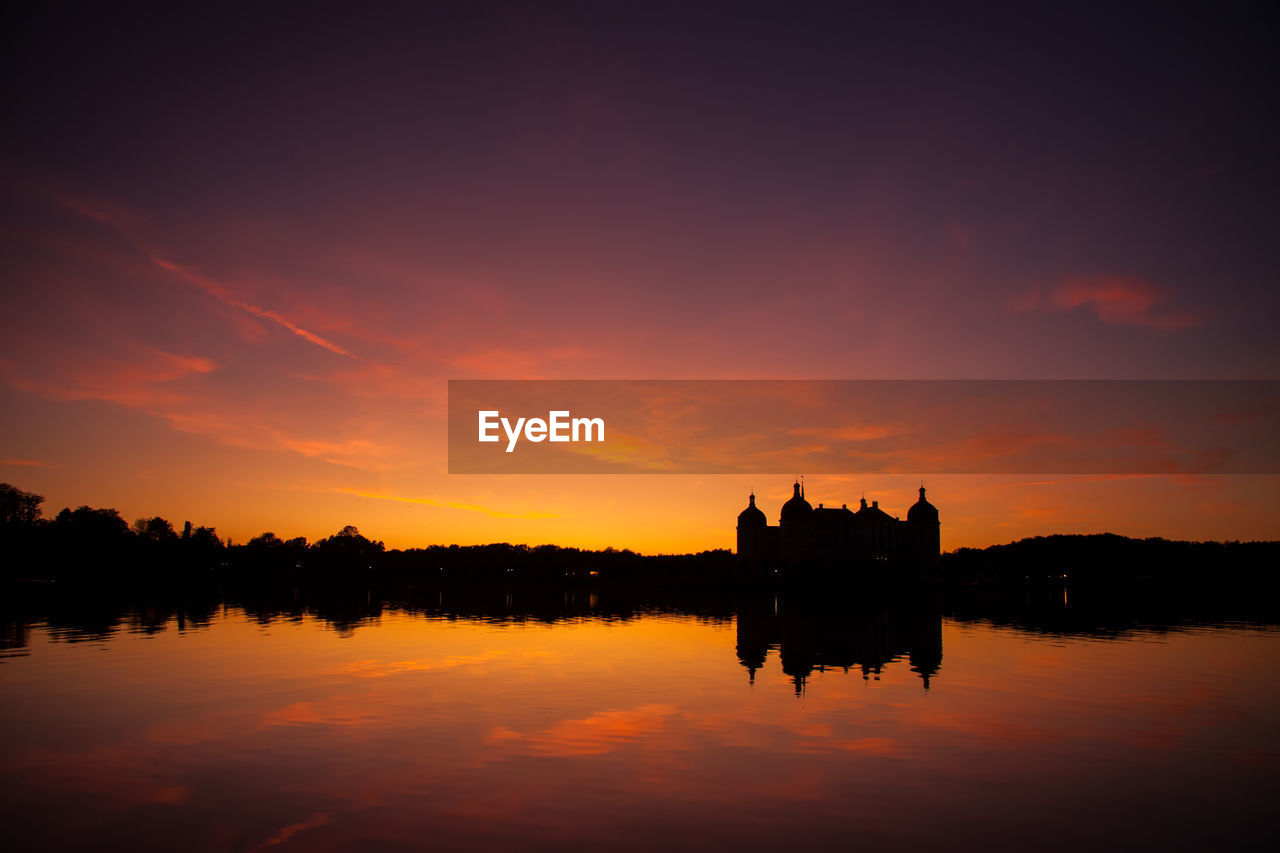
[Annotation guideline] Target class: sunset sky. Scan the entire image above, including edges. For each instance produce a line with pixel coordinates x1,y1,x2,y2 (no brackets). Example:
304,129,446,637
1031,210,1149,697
2,3,1277,552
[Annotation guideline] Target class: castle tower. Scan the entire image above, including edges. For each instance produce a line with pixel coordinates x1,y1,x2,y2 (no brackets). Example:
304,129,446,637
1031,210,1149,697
906,486,941,563
736,492,768,567
779,480,813,567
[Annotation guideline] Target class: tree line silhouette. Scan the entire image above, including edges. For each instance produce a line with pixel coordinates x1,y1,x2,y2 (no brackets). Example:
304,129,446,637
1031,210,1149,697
0,483,734,587
2,482,1276,593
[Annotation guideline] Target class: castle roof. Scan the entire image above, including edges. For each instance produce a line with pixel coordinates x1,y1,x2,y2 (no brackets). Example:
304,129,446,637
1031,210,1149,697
854,496,896,521
737,493,767,528
780,481,813,523
908,486,939,522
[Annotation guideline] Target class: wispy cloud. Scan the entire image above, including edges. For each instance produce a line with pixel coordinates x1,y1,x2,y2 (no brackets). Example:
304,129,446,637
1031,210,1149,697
250,813,330,852
149,256,359,358
9,346,217,408
1012,275,1201,329
61,195,360,359
159,413,399,470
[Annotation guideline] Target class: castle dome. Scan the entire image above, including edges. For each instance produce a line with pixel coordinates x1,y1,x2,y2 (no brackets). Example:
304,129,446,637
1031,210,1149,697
737,493,767,528
908,486,939,522
780,481,813,524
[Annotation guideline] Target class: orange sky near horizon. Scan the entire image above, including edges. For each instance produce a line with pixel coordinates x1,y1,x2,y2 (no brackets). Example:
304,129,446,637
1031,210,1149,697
3,391,1276,553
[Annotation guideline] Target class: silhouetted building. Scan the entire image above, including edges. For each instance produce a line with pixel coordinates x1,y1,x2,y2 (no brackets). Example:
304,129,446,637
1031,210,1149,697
737,482,940,577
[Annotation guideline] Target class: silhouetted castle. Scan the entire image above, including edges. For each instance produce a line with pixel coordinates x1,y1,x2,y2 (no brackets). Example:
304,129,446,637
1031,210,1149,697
737,481,940,576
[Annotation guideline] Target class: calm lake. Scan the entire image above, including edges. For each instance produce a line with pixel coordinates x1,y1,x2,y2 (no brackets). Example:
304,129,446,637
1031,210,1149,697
2,588,1278,851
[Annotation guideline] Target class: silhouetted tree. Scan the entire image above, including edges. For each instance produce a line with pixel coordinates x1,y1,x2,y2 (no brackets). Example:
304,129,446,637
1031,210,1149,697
312,525,384,571
247,531,283,548
133,516,177,542
236,530,308,573
189,526,222,551
0,483,43,527
42,506,134,576
54,506,130,540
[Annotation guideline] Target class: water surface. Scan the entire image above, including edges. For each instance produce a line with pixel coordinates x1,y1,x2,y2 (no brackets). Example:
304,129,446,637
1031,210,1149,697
2,591,1277,850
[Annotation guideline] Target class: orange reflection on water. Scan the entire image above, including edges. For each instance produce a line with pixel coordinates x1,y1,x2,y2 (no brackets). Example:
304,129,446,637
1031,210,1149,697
2,601,1278,850
487,703,679,757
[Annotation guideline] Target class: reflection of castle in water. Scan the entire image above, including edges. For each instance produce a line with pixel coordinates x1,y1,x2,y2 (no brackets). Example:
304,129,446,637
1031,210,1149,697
737,481,940,577
735,591,943,694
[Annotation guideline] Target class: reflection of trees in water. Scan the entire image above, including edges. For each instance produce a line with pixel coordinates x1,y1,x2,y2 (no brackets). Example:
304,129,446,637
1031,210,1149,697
0,579,740,649
734,590,943,694
3,576,1276,682
0,588,224,647
946,583,1280,639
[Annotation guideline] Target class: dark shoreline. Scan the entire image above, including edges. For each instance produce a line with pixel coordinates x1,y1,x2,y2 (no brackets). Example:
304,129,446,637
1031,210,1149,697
5,567,1278,650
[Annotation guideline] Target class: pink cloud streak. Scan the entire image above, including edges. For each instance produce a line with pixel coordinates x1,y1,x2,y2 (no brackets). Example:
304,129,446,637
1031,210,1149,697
1013,274,1201,330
